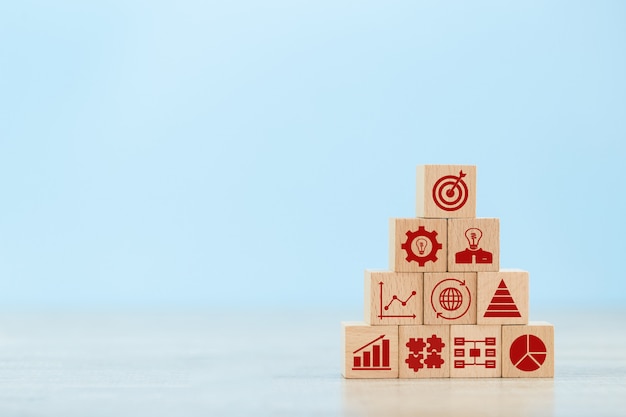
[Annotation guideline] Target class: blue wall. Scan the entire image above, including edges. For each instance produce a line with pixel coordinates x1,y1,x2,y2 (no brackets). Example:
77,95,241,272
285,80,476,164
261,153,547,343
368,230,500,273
1,1,624,309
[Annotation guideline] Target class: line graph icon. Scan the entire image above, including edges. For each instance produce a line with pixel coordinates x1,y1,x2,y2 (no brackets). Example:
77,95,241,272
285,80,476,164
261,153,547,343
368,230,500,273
378,281,417,320
352,335,391,371
509,334,547,372
432,170,468,212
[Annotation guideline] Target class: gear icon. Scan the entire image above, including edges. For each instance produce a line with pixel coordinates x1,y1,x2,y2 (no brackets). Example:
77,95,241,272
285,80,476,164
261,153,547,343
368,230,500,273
401,226,442,266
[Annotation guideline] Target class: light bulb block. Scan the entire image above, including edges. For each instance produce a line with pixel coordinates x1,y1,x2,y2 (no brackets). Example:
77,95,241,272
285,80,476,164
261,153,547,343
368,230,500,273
423,272,477,325
399,325,451,378
450,325,502,378
364,271,424,325
502,322,554,378
448,218,500,272
389,218,448,272
477,270,529,325
342,322,399,379
416,165,477,219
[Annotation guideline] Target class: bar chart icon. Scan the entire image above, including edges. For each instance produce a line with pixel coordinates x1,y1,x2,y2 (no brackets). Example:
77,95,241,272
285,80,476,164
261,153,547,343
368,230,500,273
352,335,391,370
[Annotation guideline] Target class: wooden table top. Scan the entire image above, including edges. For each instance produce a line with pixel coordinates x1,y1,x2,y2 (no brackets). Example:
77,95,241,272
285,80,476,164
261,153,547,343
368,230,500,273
0,308,623,416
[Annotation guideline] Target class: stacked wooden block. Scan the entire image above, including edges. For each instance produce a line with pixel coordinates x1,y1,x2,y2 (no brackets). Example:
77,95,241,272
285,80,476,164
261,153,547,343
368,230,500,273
341,165,554,378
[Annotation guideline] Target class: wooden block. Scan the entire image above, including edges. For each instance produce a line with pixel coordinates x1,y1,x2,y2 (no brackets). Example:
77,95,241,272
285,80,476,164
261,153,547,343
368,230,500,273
364,271,423,325
450,325,502,378
423,272,477,325
502,322,554,378
477,270,529,325
389,218,447,272
399,325,451,378
448,218,499,272
341,322,399,379
416,165,476,219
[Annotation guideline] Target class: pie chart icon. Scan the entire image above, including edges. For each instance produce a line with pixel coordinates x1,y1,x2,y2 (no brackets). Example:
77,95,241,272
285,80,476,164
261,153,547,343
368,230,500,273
509,334,547,371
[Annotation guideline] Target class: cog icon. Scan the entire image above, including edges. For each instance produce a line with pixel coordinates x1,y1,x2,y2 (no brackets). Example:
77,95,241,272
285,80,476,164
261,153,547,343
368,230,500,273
401,226,442,266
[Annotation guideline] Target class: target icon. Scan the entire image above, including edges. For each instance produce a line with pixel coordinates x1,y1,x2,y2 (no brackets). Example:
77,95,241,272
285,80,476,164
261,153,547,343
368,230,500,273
432,170,468,212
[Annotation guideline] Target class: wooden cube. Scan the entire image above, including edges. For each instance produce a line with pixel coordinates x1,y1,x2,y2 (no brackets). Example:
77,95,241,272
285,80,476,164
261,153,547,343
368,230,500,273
502,322,554,378
423,272,477,325
416,165,476,219
364,271,423,325
399,325,451,378
477,270,529,325
450,325,502,378
341,322,399,379
448,218,499,272
389,218,447,272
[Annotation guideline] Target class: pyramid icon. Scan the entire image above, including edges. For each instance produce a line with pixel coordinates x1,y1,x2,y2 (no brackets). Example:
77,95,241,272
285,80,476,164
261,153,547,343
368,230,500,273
483,280,521,318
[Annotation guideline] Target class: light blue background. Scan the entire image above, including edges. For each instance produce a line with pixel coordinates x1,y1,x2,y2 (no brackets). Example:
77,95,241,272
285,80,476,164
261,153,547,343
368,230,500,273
1,1,624,310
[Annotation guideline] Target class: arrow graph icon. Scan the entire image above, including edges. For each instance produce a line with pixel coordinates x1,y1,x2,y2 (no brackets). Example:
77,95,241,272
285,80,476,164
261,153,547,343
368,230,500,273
378,281,418,319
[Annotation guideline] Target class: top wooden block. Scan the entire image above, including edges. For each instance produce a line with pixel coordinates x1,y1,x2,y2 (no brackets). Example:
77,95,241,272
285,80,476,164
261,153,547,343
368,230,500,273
416,165,477,218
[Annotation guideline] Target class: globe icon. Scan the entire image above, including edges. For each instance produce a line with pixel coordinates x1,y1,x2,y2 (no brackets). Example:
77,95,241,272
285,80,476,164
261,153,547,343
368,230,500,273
439,287,463,311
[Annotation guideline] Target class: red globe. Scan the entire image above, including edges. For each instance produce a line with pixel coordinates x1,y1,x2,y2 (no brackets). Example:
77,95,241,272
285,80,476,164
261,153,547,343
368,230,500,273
439,287,463,311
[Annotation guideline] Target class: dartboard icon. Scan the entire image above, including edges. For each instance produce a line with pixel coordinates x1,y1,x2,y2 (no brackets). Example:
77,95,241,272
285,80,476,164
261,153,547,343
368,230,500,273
432,170,468,212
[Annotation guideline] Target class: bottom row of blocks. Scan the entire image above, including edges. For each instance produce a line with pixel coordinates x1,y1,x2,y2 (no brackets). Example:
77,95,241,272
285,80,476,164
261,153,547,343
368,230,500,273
342,322,554,378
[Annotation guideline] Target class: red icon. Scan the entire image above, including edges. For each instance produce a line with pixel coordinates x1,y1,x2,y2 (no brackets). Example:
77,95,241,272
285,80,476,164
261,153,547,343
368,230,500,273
454,337,497,369
401,226,442,266
430,278,471,320
352,335,391,371
378,282,417,320
484,280,521,318
510,335,547,371
455,228,493,264
432,170,468,212
405,335,445,372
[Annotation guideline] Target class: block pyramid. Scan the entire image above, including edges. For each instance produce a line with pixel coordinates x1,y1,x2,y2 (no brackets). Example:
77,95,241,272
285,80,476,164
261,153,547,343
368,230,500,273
341,165,554,378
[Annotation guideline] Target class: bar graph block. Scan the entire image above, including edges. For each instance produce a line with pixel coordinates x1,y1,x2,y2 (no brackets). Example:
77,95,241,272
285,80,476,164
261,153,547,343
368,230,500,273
342,322,398,378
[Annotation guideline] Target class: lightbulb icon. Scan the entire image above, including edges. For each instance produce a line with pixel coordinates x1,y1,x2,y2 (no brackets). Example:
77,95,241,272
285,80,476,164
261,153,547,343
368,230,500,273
415,237,428,255
464,228,482,250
